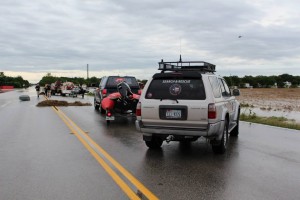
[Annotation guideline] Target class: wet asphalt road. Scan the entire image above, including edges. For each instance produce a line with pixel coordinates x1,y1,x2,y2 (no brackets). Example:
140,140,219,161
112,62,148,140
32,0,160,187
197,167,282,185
1,87,300,200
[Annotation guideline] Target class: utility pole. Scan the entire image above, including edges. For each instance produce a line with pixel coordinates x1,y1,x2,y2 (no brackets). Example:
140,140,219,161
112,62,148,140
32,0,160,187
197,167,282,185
87,64,89,79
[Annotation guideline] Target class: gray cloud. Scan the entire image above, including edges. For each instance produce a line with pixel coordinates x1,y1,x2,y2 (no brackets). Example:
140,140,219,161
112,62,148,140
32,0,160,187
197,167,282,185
1,0,300,82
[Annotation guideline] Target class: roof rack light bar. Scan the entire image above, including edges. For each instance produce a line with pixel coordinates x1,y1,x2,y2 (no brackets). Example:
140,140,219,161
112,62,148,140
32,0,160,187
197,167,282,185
158,59,216,72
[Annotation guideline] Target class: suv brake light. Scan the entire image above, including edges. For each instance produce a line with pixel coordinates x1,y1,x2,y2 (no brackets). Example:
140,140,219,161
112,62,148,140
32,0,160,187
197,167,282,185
107,111,112,117
136,102,141,116
208,103,216,119
102,89,107,96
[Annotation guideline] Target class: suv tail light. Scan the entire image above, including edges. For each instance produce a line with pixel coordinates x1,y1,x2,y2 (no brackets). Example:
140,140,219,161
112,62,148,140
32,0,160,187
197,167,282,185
208,103,216,119
107,110,112,117
101,89,107,96
136,102,141,116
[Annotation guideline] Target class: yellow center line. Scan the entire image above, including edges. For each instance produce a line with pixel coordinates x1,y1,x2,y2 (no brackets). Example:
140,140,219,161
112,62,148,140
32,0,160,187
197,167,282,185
58,109,159,200
52,106,141,200
44,96,159,200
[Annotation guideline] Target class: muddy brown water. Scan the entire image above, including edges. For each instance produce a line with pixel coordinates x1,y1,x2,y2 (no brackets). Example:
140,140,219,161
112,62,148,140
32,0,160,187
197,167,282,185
237,88,300,123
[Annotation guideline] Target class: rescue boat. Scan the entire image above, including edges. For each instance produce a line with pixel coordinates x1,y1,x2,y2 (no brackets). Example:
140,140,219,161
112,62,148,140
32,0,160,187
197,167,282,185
100,81,140,125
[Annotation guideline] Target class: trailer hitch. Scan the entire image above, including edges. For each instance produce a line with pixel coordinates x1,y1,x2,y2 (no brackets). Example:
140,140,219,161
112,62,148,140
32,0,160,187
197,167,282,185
166,135,174,143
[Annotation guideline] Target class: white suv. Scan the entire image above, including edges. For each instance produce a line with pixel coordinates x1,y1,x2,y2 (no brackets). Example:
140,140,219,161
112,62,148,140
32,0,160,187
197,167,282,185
135,58,240,154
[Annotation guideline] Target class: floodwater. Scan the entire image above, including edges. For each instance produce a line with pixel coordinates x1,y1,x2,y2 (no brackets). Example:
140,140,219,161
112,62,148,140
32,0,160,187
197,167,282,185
241,107,300,123
237,88,300,123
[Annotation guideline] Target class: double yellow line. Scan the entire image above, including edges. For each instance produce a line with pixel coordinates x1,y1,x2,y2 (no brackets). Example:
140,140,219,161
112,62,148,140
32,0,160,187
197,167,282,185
46,98,159,200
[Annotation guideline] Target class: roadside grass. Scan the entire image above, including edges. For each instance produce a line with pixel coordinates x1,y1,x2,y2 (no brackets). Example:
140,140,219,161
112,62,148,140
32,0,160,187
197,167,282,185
240,113,300,130
240,103,254,108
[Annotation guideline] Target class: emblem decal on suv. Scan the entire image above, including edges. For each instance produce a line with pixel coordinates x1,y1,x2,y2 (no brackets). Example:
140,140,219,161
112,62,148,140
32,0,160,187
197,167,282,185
169,84,182,96
146,93,153,98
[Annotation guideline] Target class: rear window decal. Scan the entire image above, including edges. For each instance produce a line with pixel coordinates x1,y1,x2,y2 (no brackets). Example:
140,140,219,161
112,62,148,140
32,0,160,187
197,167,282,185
163,80,191,84
169,84,182,96
146,93,153,98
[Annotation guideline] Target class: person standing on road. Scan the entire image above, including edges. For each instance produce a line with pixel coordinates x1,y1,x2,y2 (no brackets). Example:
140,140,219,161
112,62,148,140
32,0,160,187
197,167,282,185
44,84,48,97
35,84,40,98
46,84,51,98
79,86,85,99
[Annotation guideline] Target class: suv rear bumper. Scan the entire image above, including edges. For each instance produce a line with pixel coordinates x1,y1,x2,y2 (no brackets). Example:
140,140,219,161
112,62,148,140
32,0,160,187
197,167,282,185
135,120,223,138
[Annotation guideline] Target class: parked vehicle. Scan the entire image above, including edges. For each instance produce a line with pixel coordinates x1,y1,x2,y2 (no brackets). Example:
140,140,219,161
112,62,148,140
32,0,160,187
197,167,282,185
71,86,85,98
94,76,141,125
135,57,240,154
61,82,74,96
49,80,75,96
94,76,140,113
50,80,62,95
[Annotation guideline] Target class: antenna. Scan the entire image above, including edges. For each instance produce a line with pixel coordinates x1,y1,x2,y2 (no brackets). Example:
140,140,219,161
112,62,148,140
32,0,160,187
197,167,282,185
180,38,182,55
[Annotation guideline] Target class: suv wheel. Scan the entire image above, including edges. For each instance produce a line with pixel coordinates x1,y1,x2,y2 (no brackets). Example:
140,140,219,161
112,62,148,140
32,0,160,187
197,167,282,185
230,109,240,137
212,119,228,154
94,99,99,110
145,137,163,149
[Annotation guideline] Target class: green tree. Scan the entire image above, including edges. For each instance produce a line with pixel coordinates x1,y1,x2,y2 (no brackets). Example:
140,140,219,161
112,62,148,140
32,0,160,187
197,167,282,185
291,75,300,86
0,72,5,85
279,74,293,82
0,73,29,88
87,76,100,87
255,76,275,87
39,73,57,86
241,76,256,87
273,76,283,88
223,76,240,87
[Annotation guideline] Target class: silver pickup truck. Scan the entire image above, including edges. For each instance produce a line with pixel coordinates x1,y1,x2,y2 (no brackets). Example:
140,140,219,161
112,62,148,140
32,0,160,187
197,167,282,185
135,58,240,154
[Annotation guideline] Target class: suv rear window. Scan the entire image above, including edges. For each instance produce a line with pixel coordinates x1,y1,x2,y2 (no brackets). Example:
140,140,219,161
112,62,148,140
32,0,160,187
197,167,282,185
106,77,139,88
146,78,206,100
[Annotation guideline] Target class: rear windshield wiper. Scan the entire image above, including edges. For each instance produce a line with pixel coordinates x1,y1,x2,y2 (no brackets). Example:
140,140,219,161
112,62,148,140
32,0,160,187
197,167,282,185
160,98,179,103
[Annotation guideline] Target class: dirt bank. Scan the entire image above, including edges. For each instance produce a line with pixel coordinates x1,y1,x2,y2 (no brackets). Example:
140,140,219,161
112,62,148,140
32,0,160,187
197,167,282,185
37,100,92,107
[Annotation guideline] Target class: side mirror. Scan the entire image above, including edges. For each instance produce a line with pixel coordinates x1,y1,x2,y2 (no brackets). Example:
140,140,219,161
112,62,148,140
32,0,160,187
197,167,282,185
232,89,240,96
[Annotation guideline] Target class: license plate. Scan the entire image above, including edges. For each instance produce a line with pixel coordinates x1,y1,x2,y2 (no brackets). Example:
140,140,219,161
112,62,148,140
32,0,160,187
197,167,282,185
106,116,115,120
166,109,181,119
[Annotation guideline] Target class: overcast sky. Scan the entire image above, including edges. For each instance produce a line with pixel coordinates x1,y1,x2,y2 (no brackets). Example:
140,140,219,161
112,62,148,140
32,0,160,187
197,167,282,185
1,0,300,83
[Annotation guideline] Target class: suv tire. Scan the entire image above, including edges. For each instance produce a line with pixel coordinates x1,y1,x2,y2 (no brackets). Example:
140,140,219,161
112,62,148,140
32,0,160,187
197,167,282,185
94,99,99,110
145,137,163,149
212,119,228,154
230,109,240,137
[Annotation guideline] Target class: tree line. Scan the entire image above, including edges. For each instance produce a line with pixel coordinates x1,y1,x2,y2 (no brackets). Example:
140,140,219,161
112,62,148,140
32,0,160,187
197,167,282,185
0,71,148,89
0,72,30,88
39,73,100,87
2,71,299,89
39,73,148,87
37,73,300,88
223,74,300,88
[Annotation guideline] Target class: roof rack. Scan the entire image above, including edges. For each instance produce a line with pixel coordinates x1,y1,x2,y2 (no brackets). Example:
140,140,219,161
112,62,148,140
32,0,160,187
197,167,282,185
158,55,216,73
